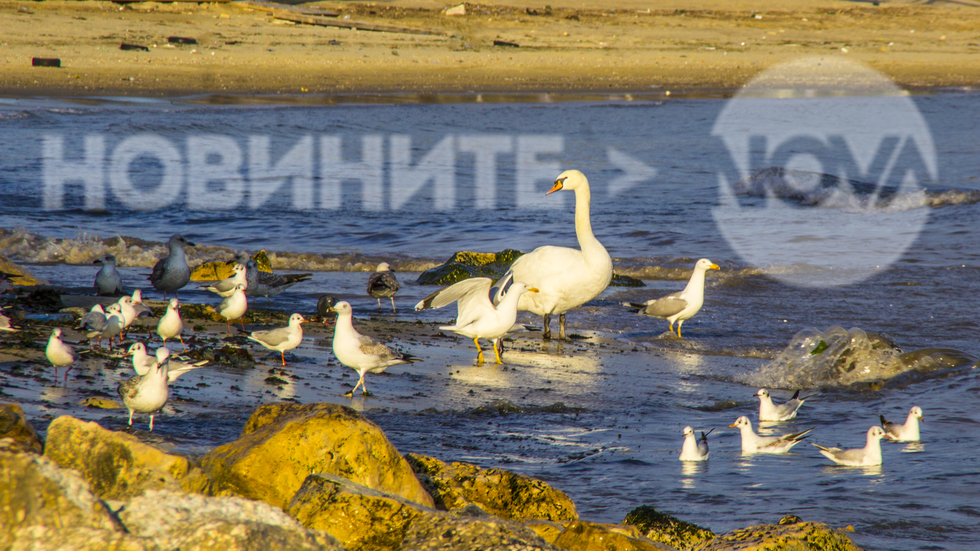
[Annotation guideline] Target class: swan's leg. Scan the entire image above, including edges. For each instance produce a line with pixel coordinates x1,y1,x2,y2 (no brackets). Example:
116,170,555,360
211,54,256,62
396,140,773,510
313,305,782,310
542,314,551,340
559,314,566,340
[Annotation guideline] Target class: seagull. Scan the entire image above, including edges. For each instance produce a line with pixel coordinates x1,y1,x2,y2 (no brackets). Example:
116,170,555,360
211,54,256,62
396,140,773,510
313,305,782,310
367,262,400,313
813,426,892,466
756,388,812,422
243,259,312,301
75,303,108,346
880,406,923,442
247,313,307,366
118,351,169,431
497,170,613,341
156,298,186,350
0,306,18,332
127,342,158,375
329,300,419,396
729,416,814,454
94,254,124,295
680,426,712,461
154,347,207,382
116,295,138,337
130,289,153,319
45,328,78,384
624,258,720,338
100,303,127,349
149,234,195,299
415,276,538,364
317,295,338,319
210,283,248,333
199,262,247,298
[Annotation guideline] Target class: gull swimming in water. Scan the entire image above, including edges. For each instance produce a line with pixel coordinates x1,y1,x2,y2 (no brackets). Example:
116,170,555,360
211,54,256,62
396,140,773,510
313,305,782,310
94,254,124,295
75,304,109,346
149,234,195,299
45,328,78,384
329,300,419,396
497,170,612,341
243,258,312,301
210,283,248,333
680,426,713,461
118,350,169,431
247,313,307,366
813,426,892,466
199,262,247,298
880,406,923,442
730,416,814,454
156,298,185,350
756,388,812,422
367,262,400,313
624,258,720,338
416,276,538,364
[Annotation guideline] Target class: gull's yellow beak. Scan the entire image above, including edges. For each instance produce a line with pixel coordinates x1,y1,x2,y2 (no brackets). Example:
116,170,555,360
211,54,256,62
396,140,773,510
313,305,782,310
546,177,566,195
710,264,720,270
528,287,539,293
728,423,738,428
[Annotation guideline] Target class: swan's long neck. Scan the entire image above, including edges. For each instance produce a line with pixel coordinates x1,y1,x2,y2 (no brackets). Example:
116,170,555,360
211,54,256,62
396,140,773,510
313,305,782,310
573,185,606,258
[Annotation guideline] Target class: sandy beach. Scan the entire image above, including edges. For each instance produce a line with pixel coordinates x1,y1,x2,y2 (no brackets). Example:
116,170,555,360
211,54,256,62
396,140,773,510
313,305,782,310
2,0,980,97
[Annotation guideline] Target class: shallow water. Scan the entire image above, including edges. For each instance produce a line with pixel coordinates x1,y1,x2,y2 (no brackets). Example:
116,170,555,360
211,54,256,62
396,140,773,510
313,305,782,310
2,92,980,550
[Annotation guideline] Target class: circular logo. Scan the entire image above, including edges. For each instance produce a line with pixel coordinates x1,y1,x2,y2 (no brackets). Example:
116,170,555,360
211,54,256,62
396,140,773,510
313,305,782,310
711,57,937,287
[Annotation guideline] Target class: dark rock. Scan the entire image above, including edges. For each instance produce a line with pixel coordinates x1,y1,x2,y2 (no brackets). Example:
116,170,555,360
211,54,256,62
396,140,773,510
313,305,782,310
623,505,714,550
692,520,862,551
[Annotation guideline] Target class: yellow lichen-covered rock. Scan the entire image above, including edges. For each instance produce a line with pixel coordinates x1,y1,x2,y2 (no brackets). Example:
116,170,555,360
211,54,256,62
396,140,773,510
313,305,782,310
691,519,863,551
0,253,45,286
554,520,678,551
0,402,44,454
287,473,439,551
624,505,714,550
405,453,577,522
401,504,562,551
0,442,135,550
414,249,525,285
200,402,434,510
525,519,567,544
190,250,271,281
43,416,194,500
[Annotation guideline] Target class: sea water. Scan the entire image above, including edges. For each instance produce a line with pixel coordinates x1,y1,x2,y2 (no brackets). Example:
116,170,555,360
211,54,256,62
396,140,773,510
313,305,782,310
1,92,979,550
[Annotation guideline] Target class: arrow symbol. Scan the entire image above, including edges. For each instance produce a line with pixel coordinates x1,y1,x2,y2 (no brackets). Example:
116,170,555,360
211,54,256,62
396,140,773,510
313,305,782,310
606,147,657,196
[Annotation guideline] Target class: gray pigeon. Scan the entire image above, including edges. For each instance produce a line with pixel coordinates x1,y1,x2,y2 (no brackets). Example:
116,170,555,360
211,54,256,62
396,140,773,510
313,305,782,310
367,262,400,313
244,259,312,301
94,254,124,295
149,234,195,299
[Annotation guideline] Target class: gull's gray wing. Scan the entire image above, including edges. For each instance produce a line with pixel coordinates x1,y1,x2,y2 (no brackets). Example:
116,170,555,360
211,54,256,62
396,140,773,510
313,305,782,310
641,293,688,318
249,326,292,347
368,271,400,297
416,278,493,311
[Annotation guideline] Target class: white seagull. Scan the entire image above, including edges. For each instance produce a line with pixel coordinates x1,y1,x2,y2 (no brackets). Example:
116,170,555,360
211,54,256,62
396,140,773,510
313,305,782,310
130,289,153,319
625,258,720,338
497,170,612,341
199,262,248,298
416,276,538,364
247,313,307,366
45,328,78,384
329,301,419,396
156,298,186,350
210,283,248,333
75,304,108,346
813,426,892,466
100,303,126,349
680,426,712,461
367,262,400,313
116,295,138,337
880,406,923,442
756,388,812,422
118,351,169,431
730,416,814,454
154,347,208,382
94,253,124,295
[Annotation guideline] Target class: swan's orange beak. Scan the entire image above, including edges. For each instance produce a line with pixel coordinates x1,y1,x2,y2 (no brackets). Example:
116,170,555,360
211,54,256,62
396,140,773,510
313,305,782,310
546,177,566,195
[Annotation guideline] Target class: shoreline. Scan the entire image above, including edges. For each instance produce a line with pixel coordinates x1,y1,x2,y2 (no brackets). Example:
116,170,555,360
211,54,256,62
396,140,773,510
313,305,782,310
3,0,980,99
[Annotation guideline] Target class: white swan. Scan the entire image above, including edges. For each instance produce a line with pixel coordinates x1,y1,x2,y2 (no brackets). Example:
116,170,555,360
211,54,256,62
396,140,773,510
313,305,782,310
500,170,612,340
626,258,719,338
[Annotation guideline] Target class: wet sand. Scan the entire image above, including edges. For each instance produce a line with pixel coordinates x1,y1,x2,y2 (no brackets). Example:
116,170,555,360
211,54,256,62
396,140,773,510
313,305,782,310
2,0,980,98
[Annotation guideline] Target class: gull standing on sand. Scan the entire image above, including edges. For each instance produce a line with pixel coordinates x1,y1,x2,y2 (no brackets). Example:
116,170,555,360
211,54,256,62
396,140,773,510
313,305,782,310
210,283,248,333
756,388,812,422
329,301,419,396
729,416,814,454
118,351,169,431
75,304,109,346
624,258,720,338
247,313,307,366
680,426,712,461
497,170,612,341
0,306,18,332
813,426,892,466
415,276,538,364
156,298,186,350
149,234,195,299
880,406,923,442
243,259,312,301
45,328,78,384
94,254,124,295
367,262,400,313
199,262,247,298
